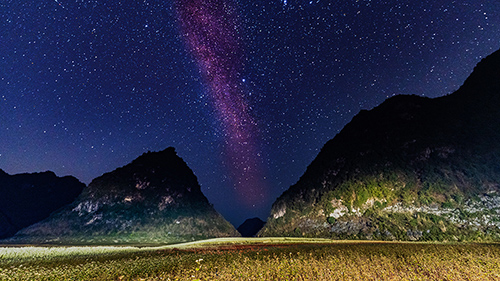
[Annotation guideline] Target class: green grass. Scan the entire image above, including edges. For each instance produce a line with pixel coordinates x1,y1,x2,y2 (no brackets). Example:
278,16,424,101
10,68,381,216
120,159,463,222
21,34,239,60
1,238,500,280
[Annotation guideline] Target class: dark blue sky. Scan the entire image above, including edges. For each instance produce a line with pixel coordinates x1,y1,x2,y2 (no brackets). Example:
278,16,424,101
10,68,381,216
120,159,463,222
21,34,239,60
1,0,499,226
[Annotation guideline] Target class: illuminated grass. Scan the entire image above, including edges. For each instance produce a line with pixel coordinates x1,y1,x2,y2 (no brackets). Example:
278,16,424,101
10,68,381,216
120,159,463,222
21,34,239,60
1,239,499,280
0,237,330,262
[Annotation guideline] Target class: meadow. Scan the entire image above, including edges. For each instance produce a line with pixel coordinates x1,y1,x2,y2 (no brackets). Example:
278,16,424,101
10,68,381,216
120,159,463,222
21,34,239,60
1,238,499,280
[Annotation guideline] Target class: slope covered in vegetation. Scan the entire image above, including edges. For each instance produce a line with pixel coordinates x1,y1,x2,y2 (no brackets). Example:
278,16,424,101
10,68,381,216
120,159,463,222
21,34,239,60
260,49,500,241
8,148,239,244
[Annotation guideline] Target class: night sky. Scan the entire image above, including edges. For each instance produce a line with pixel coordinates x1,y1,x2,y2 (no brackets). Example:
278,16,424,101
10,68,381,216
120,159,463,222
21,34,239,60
1,0,499,226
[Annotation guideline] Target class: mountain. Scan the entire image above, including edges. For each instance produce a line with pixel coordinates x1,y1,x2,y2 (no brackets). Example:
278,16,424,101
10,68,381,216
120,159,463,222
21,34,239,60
237,217,265,237
259,48,500,241
0,170,84,239
8,148,239,244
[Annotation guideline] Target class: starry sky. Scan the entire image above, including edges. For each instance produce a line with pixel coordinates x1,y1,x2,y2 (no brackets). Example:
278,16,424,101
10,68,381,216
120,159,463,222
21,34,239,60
1,0,499,226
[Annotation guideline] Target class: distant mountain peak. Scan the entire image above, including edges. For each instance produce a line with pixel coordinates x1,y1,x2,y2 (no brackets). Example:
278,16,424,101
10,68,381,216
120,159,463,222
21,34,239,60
237,217,265,237
0,171,84,239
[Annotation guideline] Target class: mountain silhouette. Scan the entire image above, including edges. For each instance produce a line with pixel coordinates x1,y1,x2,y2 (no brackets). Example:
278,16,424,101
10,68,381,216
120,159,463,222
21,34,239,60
0,170,84,239
8,148,239,244
260,48,500,241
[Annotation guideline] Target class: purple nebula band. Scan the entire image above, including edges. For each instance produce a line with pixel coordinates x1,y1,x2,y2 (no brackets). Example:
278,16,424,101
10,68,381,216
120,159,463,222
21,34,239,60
176,0,267,206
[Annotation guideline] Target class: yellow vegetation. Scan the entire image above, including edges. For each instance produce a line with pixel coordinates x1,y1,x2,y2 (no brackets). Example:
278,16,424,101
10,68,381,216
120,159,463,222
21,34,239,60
1,238,499,280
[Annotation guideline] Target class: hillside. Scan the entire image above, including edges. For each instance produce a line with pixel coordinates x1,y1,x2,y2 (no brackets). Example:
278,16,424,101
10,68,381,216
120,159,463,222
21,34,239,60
8,148,239,244
0,170,84,239
259,48,500,241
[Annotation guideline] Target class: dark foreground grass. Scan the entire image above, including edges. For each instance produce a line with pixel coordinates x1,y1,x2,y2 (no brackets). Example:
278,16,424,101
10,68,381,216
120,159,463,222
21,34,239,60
1,240,500,280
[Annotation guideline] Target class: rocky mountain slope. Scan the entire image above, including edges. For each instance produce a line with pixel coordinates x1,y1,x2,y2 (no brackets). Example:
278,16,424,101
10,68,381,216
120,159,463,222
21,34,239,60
9,148,239,244
0,170,84,239
259,48,500,241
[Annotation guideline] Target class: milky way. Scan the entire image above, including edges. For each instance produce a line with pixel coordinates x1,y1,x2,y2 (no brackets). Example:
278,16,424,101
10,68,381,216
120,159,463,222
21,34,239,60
2,0,499,225
175,0,267,207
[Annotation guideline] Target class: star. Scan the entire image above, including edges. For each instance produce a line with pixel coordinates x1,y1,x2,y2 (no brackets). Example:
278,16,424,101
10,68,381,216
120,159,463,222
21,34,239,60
0,0,499,225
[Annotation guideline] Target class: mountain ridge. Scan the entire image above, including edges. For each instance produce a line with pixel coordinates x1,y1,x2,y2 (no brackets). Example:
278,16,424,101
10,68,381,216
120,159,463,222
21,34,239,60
259,48,500,241
237,217,265,237
0,170,85,239
8,147,239,244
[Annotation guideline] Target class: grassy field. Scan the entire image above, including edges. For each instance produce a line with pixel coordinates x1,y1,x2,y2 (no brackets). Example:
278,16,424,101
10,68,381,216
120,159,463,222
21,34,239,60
1,238,500,280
